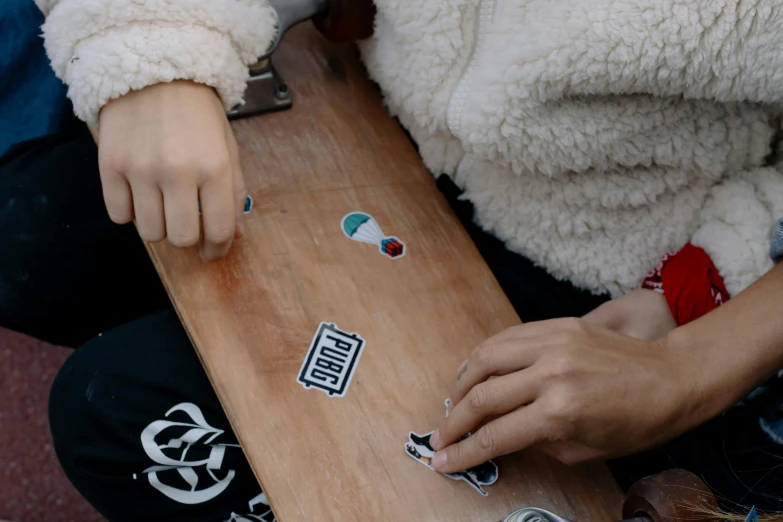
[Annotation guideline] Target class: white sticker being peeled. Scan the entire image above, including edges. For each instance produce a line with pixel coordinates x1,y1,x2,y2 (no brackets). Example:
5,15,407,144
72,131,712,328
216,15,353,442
404,430,498,496
297,323,366,397
403,397,499,496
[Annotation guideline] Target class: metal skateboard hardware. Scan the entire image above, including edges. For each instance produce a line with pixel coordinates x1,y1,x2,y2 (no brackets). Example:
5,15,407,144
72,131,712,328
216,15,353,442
502,467,722,522
227,0,328,120
501,508,575,522
501,507,653,522
226,58,292,120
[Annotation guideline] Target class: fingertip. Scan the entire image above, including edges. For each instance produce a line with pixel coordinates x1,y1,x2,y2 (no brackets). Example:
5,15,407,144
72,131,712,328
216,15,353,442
235,216,245,239
430,429,441,449
199,241,231,262
233,194,249,240
199,247,218,263
431,451,448,473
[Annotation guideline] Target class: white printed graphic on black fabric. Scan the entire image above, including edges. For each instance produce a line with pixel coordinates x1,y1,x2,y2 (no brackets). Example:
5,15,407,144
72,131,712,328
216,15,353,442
137,403,275,521
225,492,276,522
138,402,240,505
297,322,366,397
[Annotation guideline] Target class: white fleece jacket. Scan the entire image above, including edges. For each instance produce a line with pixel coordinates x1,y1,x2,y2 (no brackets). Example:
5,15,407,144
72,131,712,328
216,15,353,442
40,0,783,297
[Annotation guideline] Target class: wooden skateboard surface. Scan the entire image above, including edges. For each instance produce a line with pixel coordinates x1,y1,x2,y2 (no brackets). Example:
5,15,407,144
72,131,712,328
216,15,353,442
146,25,623,522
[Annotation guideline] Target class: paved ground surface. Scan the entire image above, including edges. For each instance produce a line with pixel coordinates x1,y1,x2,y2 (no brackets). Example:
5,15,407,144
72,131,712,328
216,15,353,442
0,328,103,522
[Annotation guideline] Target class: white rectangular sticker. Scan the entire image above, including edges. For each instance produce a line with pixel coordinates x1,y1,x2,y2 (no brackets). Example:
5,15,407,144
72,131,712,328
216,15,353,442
297,323,365,397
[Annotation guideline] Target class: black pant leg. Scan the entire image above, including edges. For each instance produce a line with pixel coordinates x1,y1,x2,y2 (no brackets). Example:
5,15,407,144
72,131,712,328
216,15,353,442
607,382,783,512
0,130,170,347
49,308,273,522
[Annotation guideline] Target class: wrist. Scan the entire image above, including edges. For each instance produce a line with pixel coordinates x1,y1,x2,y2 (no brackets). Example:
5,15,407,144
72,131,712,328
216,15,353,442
660,264,783,436
662,324,753,428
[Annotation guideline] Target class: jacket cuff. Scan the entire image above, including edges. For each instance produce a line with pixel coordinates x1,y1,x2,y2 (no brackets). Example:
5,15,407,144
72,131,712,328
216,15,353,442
42,0,277,126
691,168,783,296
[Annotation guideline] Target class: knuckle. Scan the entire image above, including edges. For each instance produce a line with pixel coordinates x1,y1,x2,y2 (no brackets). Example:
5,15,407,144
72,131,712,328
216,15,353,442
158,145,189,170
550,330,582,352
467,383,493,414
562,317,588,333
547,353,578,379
448,441,464,466
158,157,194,183
545,392,577,433
474,424,499,456
126,157,159,182
474,343,495,368
99,148,129,174
199,151,231,178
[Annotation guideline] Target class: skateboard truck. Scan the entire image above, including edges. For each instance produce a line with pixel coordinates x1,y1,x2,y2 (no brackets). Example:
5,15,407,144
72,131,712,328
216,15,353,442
501,507,575,522
227,0,376,120
502,469,720,522
502,508,650,522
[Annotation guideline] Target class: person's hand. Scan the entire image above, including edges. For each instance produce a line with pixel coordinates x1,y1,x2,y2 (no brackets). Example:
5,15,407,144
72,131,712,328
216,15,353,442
98,80,246,261
582,289,676,341
429,318,700,474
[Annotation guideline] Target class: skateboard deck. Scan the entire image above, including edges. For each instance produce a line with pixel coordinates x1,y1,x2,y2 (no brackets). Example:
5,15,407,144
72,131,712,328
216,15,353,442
146,24,623,522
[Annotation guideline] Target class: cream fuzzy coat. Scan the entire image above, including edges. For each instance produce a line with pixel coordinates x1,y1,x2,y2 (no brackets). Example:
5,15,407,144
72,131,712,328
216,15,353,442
38,0,783,297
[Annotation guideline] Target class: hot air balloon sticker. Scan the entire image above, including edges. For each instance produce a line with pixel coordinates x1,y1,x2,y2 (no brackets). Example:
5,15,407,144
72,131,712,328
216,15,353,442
341,212,406,259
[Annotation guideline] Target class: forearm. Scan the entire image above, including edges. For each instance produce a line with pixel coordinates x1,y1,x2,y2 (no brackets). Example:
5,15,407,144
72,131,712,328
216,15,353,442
667,263,783,423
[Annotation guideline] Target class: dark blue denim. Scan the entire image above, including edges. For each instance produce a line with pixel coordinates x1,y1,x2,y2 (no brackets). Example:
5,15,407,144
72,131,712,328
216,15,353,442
0,0,74,156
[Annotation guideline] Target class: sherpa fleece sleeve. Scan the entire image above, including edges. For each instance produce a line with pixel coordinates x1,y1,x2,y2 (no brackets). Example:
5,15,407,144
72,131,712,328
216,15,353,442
34,0,278,127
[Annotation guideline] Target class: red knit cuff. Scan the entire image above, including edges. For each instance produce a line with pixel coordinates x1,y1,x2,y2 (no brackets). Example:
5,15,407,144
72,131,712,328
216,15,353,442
641,243,730,326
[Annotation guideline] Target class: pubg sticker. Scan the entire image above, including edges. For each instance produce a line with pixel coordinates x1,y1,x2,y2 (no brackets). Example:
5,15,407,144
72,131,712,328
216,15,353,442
297,323,366,398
